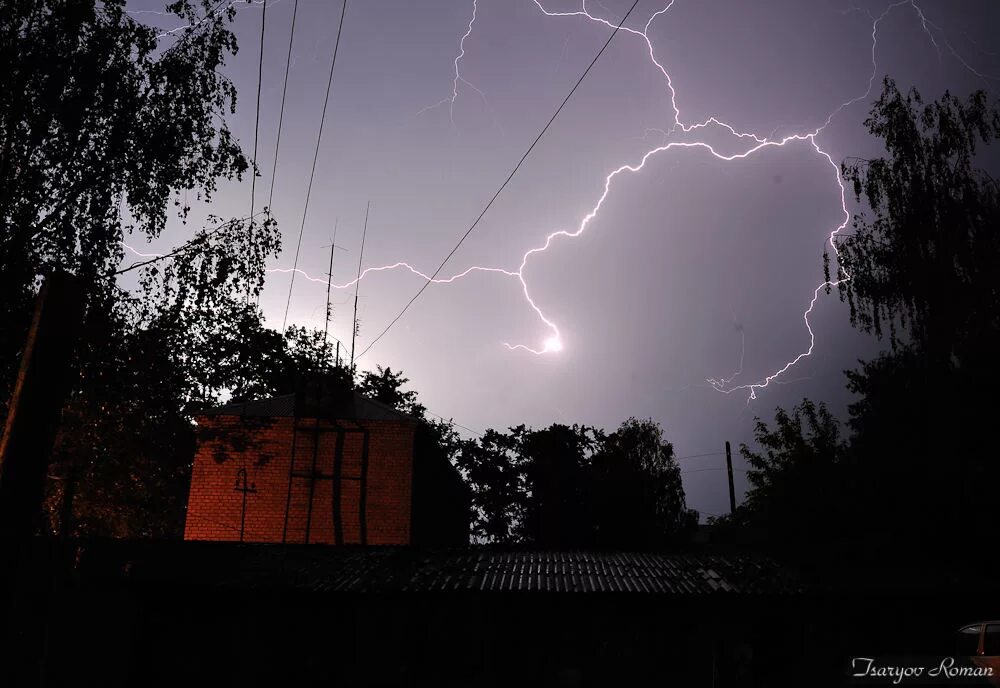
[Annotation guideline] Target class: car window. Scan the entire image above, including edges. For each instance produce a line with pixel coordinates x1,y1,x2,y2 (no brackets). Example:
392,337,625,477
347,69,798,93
956,625,982,655
984,625,1000,656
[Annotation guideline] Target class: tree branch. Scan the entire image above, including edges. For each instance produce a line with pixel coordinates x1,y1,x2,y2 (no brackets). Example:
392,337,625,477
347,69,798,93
115,212,259,275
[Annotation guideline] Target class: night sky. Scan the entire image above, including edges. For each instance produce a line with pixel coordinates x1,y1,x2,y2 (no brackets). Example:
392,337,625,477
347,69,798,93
124,0,1000,519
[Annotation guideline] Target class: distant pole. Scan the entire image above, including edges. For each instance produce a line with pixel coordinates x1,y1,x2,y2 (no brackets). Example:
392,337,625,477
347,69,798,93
350,201,369,370
323,218,338,367
335,341,340,368
725,441,736,515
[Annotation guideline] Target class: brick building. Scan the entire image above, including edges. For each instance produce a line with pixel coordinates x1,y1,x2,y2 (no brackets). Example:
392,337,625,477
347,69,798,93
184,378,468,545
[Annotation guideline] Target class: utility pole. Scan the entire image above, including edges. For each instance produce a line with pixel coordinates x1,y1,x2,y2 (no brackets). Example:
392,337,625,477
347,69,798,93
0,271,85,688
323,219,339,368
350,200,369,370
0,272,85,541
725,441,736,515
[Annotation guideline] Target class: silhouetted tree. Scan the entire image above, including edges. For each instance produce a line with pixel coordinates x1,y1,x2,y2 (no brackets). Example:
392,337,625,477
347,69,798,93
714,400,846,554
0,0,267,403
356,366,428,418
218,324,350,405
590,418,697,549
829,78,1000,367
0,0,283,537
842,346,998,557
44,298,197,537
510,424,602,547
458,419,696,548
455,429,525,544
730,82,1000,569
831,81,1000,560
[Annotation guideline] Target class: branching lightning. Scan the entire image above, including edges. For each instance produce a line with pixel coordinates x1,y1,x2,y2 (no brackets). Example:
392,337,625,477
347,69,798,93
494,0,991,399
267,263,519,288
120,242,518,288
120,0,996,403
415,0,496,130
706,323,744,390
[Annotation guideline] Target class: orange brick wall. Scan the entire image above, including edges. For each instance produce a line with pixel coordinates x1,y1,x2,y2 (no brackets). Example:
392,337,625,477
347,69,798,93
183,415,416,545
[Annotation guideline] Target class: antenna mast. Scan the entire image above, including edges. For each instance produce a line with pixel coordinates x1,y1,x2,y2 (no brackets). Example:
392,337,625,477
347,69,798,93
323,218,338,368
350,201,369,370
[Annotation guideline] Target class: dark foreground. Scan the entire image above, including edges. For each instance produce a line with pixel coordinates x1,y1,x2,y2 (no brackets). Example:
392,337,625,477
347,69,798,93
1,539,997,687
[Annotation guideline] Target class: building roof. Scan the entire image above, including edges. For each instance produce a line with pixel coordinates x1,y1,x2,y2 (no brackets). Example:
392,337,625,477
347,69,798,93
73,543,801,596
199,391,415,423
238,549,799,595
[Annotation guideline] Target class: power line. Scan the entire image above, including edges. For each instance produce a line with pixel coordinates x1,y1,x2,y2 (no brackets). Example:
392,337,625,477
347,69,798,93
675,451,726,461
354,0,642,361
117,4,269,281
681,467,747,475
244,0,266,472
695,509,723,518
282,0,348,332
423,410,485,439
249,0,268,214
247,0,269,302
115,212,267,275
267,0,299,210
160,0,231,48
242,0,268,466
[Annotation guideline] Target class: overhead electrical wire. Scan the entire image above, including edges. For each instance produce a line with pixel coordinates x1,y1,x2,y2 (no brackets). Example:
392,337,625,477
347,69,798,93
257,0,299,309
160,0,231,47
115,212,267,275
246,0,269,304
674,451,726,461
681,467,748,475
281,0,348,332
354,0,642,361
267,0,300,211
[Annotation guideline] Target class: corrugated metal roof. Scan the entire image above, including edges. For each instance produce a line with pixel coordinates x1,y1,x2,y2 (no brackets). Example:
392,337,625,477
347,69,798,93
210,547,800,596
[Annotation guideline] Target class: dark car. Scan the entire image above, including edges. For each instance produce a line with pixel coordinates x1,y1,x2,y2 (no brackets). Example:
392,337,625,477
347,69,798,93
952,624,1000,687
956,622,1000,656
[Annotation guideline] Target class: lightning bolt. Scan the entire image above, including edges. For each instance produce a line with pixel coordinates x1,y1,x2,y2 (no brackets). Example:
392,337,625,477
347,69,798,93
119,243,164,259
706,322,744,390
415,0,501,132
266,263,519,288
496,0,987,403
119,0,996,404
906,1,999,82
119,243,518,289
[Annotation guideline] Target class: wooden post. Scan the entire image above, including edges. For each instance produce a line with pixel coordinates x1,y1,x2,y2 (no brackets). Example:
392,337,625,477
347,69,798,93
0,271,85,540
725,441,736,515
